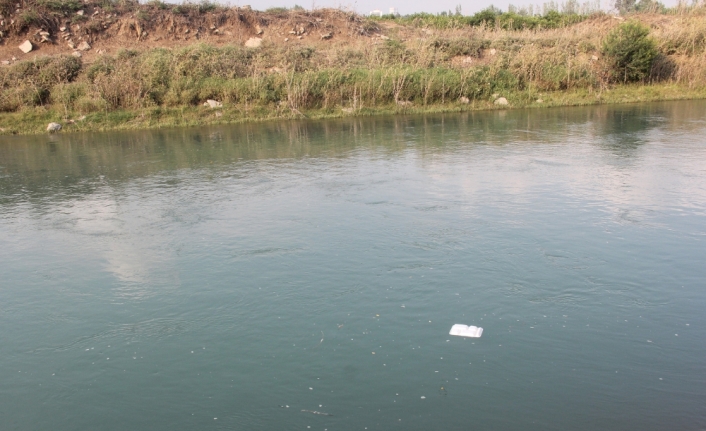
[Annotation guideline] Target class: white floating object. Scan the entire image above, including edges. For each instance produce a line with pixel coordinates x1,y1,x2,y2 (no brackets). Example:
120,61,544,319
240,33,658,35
449,324,483,338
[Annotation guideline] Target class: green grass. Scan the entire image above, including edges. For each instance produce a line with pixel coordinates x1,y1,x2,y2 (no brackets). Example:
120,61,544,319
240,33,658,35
371,9,592,30
2,82,705,135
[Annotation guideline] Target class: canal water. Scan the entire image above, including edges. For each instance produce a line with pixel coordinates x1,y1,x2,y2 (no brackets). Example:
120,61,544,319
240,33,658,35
1,101,705,431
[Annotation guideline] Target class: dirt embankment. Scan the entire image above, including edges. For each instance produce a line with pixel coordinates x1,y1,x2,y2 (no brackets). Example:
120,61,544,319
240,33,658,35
0,1,381,62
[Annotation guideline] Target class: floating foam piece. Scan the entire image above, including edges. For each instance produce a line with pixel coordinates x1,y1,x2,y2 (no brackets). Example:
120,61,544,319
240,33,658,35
449,324,483,338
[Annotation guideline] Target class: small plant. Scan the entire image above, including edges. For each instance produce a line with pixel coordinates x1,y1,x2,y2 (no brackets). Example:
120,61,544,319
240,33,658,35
197,0,217,13
265,7,289,13
136,9,150,21
71,13,88,24
19,10,41,26
147,0,169,9
603,21,658,83
37,0,83,12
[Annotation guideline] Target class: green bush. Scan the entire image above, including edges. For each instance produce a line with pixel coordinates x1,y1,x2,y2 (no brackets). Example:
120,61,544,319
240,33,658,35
430,37,490,58
602,21,658,83
36,0,83,12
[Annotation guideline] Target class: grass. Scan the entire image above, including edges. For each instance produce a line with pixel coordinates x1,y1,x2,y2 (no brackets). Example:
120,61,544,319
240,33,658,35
2,82,706,135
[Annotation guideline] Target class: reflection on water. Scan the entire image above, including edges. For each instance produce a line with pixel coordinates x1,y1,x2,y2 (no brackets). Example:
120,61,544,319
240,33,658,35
4,101,703,201
1,100,706,431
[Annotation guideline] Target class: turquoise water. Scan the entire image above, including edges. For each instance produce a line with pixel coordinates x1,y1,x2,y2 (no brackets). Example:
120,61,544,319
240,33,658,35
1,101,705,430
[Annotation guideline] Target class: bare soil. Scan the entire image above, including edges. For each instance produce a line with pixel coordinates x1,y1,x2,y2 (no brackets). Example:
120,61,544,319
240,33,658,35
0,3,383,62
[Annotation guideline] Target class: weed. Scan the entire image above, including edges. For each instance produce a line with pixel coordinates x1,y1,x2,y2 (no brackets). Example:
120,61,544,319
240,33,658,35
36,0,83,12
71,13,88,24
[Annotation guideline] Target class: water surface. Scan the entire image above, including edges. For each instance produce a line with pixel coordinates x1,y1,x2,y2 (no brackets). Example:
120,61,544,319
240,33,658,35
1,101,705,430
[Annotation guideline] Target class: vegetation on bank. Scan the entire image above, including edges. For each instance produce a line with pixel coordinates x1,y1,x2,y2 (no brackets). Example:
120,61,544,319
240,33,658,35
1,1,706,134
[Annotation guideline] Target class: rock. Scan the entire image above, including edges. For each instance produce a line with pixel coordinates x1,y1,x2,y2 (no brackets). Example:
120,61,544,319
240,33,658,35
284,37,289,42
316,18,323,22
40,35,51,43
47,123,62,133
18,40,33,53
396,100,413,107
97,49,105,54
591,55,599,61
255,25,263,35
76,10,84,15
536,98,544,103
462,56,473,64
77,41,91,51
215,111,223,117
39,31,50,36
72,51,82,58
320,32,332,40
459,96,470,104
60,26,67,31
1,60,9,65
489,48,497,56
244,37,262,48
67,41,75,49
380,35,389,40
494,97,509,106
204,99,223,108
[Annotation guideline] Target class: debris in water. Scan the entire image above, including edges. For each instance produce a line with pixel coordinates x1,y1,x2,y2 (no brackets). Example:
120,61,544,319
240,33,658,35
449,324,483,338
302,409,333,416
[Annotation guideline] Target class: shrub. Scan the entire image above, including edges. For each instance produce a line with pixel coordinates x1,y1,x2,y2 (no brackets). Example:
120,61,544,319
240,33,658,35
431,37,490,58
36,0,83,12
602,21,658,83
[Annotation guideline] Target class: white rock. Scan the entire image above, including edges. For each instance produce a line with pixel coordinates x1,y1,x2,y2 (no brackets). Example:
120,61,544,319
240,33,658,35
536,98,544,103
18,40,33,53
72,51,82,58
76,10,84,15
244,37,262,48
47,122,62,133
489,48,497,55
449,324,483,338
204,99,223,108
1,60,10,65
459,96,470,104
77,41,91,51
494,97,509,106
591,55,599,61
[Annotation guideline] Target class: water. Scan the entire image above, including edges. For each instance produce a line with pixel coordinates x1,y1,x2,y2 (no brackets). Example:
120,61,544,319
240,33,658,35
1,101,705,431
